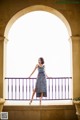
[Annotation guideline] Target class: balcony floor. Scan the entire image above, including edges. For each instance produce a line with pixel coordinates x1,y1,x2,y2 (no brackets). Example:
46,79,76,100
5,100,73,106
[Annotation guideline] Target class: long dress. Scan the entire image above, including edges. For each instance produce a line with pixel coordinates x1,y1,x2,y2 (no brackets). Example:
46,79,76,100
36,65,47,97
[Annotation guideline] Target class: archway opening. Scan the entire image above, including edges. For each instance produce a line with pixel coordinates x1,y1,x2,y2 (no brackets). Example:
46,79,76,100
6,11,71,78
4,5,72,105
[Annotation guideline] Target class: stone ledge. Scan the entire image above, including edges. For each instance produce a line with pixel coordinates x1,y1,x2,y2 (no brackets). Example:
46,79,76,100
3,105,77,120
3,105,75,111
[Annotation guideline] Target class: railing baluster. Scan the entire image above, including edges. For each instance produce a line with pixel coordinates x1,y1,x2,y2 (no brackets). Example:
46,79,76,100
15,79,16,100
22,79,24,99
49,80,50,99
26,78,27,99
8,78,9,100
61,78,63,99
68,78,69,99
19,79,20,100
11,79,13,99
65,78,66,99
55,78,56,99
29,78,30,100
58,78,59,99
32,78,33,90
52,78,53,99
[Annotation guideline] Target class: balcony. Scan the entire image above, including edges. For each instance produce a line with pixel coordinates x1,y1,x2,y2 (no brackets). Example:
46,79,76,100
3,76,76,120
5,77,72,102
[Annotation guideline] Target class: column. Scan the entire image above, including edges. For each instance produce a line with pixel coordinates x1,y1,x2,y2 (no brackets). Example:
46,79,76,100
0,35,7,98
71,36,80,98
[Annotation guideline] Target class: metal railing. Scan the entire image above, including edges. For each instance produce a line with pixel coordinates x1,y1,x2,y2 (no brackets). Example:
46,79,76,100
5,77,72,100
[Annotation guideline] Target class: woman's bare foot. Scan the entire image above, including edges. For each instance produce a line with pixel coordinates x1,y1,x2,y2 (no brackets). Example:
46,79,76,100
29,99,32,105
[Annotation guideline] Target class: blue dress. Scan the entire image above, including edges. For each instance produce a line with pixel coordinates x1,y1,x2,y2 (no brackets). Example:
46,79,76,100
36,65,47,97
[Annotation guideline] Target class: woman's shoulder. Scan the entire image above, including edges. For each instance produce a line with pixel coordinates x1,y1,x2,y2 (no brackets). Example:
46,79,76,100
36,64,39,68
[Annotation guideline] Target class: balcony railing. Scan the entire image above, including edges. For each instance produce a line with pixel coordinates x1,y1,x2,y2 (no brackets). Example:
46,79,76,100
5,77,72,100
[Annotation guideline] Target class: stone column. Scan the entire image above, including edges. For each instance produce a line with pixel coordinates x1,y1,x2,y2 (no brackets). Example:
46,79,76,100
0,35,7,98
0,35,4,98
71,36,80,98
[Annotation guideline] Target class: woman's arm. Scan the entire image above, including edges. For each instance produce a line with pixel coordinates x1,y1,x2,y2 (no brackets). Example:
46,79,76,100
29,64,38,78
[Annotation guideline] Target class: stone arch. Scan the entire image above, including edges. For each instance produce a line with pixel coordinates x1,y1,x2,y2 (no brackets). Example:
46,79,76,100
3,5,73,99
4,5,72,39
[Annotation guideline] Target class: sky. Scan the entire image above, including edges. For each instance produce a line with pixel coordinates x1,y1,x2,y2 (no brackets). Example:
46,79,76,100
6,11,72,77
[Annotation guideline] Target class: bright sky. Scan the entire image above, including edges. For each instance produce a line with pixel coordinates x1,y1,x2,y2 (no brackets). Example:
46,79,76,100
6,11,72,77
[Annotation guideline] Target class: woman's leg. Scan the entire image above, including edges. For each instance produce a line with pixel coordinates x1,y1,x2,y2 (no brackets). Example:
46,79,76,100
29,88,36,105
39,92,43,105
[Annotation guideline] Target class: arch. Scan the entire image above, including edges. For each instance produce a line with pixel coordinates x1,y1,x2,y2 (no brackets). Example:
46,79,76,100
4,5,72,39
3,5,73,101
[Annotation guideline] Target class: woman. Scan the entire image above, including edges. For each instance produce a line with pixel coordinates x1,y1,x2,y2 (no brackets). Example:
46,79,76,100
29,57,48,105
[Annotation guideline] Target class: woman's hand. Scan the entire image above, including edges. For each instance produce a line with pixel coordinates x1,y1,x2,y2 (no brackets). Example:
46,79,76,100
28,76,31,79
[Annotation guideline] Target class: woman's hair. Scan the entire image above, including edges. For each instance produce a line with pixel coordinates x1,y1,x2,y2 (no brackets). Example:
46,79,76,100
39,57,44,64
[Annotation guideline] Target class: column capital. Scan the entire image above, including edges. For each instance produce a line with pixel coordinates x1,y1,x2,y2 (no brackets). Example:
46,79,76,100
0,35,8,42
0,35,4,41
71,35,80,41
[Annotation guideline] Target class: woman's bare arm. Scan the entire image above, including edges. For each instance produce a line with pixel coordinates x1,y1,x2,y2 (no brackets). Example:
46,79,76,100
29,64,38,78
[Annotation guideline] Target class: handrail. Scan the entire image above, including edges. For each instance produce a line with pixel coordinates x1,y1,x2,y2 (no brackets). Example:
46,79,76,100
5,77,72,79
